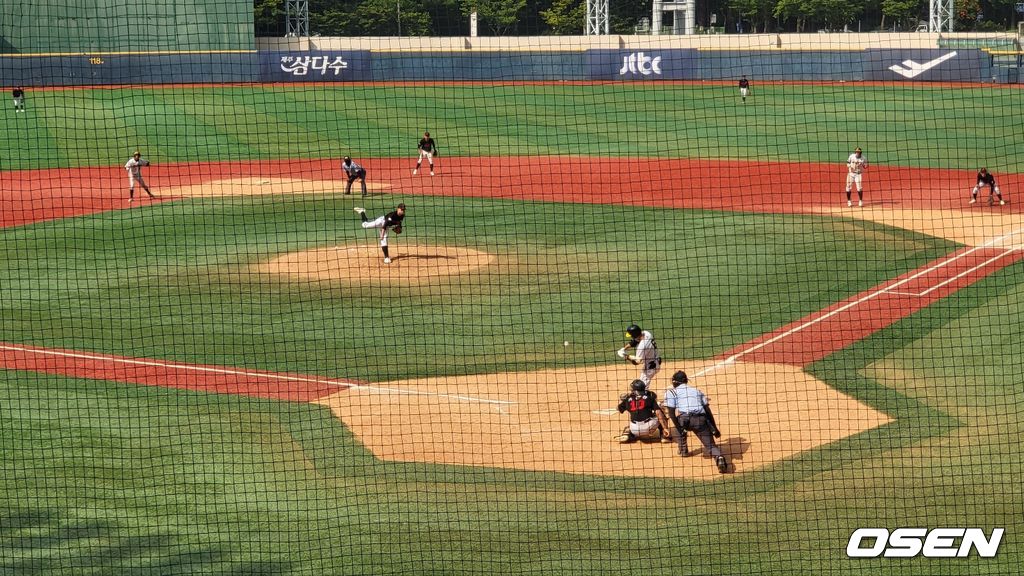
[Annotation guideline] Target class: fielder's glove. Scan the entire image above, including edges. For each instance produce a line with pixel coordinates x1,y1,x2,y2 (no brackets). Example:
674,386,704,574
393,225,402,235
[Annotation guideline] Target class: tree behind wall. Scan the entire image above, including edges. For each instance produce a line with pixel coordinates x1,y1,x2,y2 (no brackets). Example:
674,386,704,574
540,0,585,34
460,0,527,35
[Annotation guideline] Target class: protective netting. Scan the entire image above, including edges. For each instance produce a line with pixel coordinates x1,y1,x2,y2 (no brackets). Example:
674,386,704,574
2,1,1023,575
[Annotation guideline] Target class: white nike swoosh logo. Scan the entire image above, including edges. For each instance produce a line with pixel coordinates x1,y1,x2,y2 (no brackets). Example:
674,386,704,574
888,51,958,79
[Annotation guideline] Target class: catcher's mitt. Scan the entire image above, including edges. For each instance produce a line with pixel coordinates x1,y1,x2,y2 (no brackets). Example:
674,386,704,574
393,224,402,235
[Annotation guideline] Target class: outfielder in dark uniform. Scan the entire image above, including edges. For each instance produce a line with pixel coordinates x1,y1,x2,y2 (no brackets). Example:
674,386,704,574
12,86,26,113
738,76,750,102
342,156,367,196
663,371,728,473
616,379,672,443
970,168,1006,206
414,131,438,176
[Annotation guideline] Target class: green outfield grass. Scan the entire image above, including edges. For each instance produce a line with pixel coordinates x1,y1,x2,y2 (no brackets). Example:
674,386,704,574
0,194,955,379
1,84,1022,171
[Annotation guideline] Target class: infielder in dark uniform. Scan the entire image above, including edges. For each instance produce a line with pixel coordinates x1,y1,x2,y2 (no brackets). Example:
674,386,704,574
663,371,728,473
738,76,750,102
342,156,367,196
414,131,438,176
970,168,1006,206
616,379,672,443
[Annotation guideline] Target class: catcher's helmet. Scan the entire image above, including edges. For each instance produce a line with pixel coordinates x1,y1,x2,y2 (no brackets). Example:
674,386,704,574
625,324,642,340
671,371,688,385
630,379,647,393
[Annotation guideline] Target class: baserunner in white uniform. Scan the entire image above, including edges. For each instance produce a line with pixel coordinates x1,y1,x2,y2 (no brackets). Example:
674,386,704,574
845,147,867,207
617,324,662,386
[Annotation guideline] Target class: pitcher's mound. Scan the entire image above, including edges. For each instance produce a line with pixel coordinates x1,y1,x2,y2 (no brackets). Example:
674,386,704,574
258,244,496,284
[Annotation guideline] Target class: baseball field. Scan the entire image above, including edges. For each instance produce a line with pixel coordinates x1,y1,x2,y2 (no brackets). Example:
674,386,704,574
1,82,1023,574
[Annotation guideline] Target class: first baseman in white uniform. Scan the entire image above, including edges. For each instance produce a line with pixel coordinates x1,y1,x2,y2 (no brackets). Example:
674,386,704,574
617,324,662,386
845,147,867,207
354,203,405,264
125,151,156,203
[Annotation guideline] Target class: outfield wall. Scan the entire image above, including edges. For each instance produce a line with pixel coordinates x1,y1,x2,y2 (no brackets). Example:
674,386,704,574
0,46,1010,85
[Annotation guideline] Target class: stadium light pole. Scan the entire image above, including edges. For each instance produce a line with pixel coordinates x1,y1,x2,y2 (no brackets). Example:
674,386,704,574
929,0,954,32
586,0,610,35
285,0,309,38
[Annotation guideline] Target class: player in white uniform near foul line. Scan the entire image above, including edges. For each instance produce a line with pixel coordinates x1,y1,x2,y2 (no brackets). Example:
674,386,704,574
845,147,867,207
617,324,662,386
354,203,405,264
125,151,156,204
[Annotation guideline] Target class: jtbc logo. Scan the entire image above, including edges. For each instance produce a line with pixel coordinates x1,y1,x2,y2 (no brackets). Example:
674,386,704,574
619,52,662,76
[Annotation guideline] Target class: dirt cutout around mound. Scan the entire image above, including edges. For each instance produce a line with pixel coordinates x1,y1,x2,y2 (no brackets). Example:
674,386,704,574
315,360,891,480
164,177,390,198
257,244,496,284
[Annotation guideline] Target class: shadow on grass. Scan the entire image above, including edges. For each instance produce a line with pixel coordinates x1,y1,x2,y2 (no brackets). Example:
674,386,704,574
0,509,295,575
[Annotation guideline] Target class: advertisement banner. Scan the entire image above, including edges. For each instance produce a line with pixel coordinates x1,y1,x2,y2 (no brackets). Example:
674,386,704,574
864,49,991,82
260,51,371,82
587,49,698,80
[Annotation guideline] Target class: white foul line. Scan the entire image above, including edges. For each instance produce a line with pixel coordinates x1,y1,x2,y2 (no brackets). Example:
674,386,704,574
908,249,1018,297
0,343,514,406
695,226,1024,379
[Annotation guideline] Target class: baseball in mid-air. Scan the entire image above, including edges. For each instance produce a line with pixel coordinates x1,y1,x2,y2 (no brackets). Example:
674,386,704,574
563,341,570,347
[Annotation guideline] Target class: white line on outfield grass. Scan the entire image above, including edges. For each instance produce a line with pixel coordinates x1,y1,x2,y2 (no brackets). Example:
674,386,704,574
0,343,514,406
694,227,1024,379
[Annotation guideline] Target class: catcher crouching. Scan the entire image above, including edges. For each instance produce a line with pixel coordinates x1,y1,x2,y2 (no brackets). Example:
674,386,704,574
616,379,673,443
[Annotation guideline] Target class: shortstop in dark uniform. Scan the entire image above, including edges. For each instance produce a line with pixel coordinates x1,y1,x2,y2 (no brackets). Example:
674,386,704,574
342,156,367,196
617,379,671,443
970,168,1005,206
663,371,728,473
414,131,438,176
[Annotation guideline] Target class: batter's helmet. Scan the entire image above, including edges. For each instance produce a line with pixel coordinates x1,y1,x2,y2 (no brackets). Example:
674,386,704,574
625,324,642,340
671,371,688,385
630,379,647,393
343,156,351,163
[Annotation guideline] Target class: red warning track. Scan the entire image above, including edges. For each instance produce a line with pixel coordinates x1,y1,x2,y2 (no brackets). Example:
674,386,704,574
1,156,1021,396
